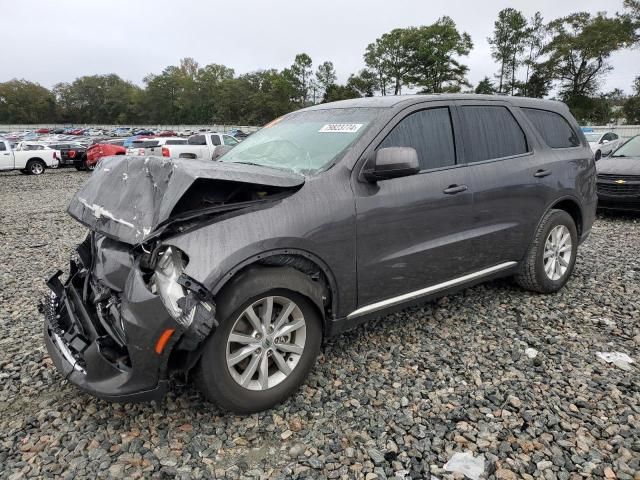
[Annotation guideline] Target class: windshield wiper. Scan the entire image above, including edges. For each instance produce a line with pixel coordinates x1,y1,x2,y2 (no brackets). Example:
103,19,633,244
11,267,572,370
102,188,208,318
611,154,626,158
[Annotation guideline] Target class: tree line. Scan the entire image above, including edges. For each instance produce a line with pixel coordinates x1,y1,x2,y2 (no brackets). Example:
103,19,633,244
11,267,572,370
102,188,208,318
1,1,639,126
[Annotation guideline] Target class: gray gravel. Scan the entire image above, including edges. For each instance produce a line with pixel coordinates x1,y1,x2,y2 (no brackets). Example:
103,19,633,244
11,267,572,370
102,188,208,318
1,168,639,480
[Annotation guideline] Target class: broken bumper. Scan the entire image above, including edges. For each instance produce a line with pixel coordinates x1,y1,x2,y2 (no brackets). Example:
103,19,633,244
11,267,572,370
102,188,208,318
43,260,178,402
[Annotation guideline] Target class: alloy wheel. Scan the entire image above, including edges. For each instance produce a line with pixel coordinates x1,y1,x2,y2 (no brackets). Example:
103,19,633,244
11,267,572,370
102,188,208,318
543,225,572,281
226,296,307,391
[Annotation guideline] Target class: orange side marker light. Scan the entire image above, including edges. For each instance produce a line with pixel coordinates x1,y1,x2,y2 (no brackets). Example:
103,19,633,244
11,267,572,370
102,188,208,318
155,328,176,354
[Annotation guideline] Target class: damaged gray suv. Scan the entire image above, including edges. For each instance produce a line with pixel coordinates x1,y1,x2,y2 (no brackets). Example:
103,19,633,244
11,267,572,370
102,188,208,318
43,95,597,412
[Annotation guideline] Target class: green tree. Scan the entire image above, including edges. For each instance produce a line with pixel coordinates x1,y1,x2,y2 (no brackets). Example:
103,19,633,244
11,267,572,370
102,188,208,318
0,79,56,123
365,28,413,95
405,17,473,93
521,12,548,97
314,61,337,103
285,53,313,106
474,76,496,94
347,69,378,97
543,12,636,106
323,84,361,103
488,8,528,94
623,76,640,124
54,74,142,124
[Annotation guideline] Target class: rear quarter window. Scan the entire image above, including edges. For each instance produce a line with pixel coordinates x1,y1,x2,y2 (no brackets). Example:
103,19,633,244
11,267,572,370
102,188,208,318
522,108,580,149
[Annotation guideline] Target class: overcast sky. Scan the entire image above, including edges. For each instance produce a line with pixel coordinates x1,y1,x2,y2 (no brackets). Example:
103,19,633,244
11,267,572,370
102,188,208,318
3,0,639,94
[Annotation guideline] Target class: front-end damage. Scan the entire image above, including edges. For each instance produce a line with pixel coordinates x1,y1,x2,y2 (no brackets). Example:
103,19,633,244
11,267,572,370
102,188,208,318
42,234,217,402
44,156,304,401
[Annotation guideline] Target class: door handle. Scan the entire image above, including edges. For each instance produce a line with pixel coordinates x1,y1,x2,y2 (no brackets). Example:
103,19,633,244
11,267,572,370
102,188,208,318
534,169,551,178
443,184,468,194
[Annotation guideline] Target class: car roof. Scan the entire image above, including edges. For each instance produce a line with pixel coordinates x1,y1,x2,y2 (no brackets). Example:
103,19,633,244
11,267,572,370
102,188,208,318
303,94,568,113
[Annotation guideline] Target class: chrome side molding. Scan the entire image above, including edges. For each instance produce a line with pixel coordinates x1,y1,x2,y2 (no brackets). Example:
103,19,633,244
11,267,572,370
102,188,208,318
347,261,517,319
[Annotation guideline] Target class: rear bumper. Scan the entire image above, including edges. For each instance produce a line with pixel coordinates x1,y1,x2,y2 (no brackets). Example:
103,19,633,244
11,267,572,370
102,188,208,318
42,259,178,402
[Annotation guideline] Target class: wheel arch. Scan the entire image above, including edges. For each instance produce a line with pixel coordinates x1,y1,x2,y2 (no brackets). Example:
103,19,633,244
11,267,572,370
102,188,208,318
210,249,339,331
549,197,583,237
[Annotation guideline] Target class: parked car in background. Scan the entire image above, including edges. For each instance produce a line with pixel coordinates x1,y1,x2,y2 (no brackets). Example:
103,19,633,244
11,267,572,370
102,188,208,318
43,95,596,412
126,137,187,156
36,128,51,134
161,132,239,159
157,130,177,137
229,129,250,140
84,140,127,171
47,142,88,168
596,135,640,211
110,127,132,137
0,138,59,174
584,131,623,160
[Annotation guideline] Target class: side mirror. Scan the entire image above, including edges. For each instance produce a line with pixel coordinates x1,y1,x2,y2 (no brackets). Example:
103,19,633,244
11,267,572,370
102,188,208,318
211,145,233,160
601,139,609,144
363,147,420,182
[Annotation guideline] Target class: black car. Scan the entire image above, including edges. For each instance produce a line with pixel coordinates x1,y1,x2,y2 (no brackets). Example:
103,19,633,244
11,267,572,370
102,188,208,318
43,95,597,412
47,143,87,168
596,135,640,212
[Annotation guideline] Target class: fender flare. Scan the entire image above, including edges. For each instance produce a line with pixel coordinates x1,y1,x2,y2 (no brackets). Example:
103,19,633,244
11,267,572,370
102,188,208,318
210,248,340,320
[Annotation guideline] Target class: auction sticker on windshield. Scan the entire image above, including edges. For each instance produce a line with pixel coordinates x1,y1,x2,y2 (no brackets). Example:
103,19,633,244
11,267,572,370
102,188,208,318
319,123,363,133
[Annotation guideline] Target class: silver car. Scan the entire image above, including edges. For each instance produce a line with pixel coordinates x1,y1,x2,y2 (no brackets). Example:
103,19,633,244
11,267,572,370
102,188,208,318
584,131,623,160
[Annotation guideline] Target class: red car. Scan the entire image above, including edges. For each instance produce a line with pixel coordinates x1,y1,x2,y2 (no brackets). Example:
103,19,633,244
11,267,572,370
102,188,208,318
35,128,51,134
83,141,126,171
157,130,177,137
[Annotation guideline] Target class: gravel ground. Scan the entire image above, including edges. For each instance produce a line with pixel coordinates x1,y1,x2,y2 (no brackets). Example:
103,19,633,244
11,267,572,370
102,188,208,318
0,168,638,480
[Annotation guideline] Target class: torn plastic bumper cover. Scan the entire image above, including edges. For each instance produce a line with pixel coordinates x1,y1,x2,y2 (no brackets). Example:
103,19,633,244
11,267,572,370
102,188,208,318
42,237,217,402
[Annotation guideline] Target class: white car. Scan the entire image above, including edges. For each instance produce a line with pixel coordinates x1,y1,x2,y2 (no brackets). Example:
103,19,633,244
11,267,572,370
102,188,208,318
584,131,623,160
160,133,240,160
0,138,59,174
125,137,187,156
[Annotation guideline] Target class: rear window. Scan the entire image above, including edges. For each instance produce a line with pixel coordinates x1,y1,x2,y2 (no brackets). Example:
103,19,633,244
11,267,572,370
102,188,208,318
188,135,206,145
522,108,580,148
131,140,159,148
164,139,186,145
459,106,529,163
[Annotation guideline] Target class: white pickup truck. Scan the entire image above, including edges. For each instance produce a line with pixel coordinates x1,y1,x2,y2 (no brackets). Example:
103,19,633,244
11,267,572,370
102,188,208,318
0,139,59,174
161,133,240,160
126,137,187,157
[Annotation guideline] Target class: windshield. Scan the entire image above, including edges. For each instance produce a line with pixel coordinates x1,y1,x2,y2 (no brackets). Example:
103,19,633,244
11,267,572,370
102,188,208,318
219,108,380,174
611,136,640,158
584,133,601,142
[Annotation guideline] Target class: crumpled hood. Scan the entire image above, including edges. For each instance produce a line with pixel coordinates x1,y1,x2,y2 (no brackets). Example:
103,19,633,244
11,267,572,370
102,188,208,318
67,156,304,244
596,156,640,176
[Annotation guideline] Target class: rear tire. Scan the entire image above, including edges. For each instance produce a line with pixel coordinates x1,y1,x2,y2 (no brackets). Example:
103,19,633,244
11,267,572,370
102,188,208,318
515,209,578,293
194,269,323,413
26,159,45,175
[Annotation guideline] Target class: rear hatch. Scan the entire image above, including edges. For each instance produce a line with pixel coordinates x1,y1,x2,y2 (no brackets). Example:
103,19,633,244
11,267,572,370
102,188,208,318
126,140,160,156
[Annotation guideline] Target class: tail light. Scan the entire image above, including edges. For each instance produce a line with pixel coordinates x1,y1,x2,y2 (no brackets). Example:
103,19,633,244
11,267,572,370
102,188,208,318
68,150,76,159
53,151,59,160
162,147,170,157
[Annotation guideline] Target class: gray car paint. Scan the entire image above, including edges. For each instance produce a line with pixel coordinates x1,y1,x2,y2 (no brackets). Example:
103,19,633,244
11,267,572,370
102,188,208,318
164,95,597,328
67,94,597,330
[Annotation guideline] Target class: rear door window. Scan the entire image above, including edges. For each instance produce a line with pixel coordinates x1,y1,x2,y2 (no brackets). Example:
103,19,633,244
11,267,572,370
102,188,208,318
459,106,529,163
378,107,456,170
0,142,6,151
210,135,221,146
522,108,580,149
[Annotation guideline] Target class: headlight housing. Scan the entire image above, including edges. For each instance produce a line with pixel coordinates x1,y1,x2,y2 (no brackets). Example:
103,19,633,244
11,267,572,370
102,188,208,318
150,246,191,324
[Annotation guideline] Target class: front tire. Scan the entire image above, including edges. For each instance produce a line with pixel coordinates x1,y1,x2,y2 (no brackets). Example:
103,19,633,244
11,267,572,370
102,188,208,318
515,209,578,293
595,150,602,161
195,271,322,413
